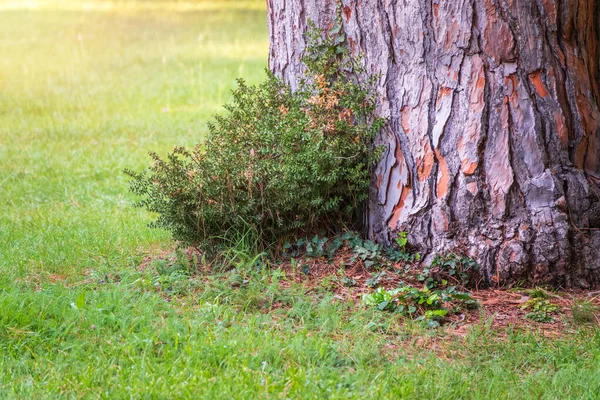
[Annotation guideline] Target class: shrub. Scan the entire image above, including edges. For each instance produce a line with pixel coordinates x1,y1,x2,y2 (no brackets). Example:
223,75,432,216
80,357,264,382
126,27,383,251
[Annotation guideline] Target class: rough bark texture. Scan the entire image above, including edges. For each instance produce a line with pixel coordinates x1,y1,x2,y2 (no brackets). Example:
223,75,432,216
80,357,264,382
267,0,600,287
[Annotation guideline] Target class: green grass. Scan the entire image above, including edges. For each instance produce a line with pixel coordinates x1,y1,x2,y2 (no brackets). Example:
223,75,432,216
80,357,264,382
0,0,268,281
1,1,599,398
2,266,600,399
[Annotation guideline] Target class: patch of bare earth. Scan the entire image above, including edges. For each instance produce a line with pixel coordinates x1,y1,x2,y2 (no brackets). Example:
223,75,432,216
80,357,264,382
274,250,600,335
146,247,600,336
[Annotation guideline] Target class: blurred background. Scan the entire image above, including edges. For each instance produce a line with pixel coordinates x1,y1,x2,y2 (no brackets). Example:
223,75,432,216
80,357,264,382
0,0,268,280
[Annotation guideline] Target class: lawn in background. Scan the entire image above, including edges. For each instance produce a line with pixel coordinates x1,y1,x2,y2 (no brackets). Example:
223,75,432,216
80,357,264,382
1,2,600,399
0,0,268,282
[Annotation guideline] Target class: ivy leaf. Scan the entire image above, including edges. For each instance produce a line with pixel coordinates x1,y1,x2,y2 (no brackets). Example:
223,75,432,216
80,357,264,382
330,21,343,35
301,264,310,275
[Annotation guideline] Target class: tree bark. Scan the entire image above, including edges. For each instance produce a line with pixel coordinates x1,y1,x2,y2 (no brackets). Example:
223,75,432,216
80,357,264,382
267,0,600,287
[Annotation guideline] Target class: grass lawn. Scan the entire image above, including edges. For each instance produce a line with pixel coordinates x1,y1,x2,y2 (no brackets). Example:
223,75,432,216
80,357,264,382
1,1,600,398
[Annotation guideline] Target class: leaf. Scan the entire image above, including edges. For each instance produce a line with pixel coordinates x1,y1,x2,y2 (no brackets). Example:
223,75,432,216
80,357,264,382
301,264,310,275
75,291,86,310
427,319,441,328
341,276,357,287
396,232,408,248
330,21,343,35
362,293,376,306
426,309,448,318
428,293,439,303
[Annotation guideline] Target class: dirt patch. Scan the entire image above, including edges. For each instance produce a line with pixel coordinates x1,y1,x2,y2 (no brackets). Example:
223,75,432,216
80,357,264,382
273,250,600,334
145,246,600,334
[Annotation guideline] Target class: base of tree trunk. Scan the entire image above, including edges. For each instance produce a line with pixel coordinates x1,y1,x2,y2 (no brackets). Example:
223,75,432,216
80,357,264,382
267,0,600,287
370,164,600,288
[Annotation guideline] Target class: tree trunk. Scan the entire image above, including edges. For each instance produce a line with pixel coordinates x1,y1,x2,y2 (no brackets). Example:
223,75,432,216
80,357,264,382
267,0,600,287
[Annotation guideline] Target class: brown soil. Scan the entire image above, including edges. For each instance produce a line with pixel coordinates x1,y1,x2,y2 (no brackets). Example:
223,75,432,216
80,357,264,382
272,251,600,334
147,247,600,335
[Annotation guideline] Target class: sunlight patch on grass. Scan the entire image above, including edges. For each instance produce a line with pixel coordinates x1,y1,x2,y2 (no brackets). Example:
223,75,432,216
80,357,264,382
0,1,268,280
0,0,266,12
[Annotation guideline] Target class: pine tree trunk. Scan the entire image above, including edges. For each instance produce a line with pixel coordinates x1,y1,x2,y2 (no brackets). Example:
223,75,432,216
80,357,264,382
267,0,600,287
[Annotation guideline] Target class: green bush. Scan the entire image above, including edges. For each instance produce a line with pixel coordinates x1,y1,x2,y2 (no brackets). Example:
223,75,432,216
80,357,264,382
126,28,384,251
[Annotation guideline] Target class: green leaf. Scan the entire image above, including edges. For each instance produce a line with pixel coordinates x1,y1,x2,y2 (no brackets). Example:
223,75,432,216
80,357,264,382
75,291,86,310
330,21,343,35
301,264,310,275
425,309,448,318
396,232,408,248
362,293,376,306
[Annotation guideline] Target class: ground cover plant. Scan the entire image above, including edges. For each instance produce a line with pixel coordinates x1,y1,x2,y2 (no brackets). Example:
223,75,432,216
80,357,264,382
2,1,600,399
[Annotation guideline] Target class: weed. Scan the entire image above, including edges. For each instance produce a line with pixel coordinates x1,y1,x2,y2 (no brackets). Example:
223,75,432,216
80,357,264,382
386,231,421,263
572,299,599,325
521,287,555,300
352,239,386,269
304,236,327,258
521,297,559,323
419,253,480,289
283,231,421,280
362,287,400,311
366,271,388,288
340,276,357,287
362,285,478,327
